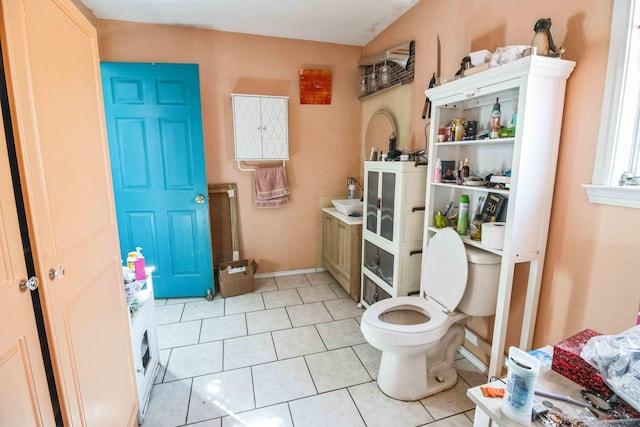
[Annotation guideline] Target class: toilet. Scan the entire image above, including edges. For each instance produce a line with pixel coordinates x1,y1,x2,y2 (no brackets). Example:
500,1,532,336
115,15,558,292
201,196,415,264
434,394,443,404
360,227,501,401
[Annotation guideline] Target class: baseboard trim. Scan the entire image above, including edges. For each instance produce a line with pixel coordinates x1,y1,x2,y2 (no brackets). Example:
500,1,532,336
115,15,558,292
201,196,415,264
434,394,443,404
458,346,489,376
254,266,328,279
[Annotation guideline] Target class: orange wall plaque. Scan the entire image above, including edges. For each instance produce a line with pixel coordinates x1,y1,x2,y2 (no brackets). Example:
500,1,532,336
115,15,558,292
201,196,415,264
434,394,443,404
300,69,332,104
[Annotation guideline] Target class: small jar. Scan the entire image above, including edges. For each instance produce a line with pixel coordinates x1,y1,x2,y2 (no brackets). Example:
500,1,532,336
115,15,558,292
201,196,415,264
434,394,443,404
126,251,137,270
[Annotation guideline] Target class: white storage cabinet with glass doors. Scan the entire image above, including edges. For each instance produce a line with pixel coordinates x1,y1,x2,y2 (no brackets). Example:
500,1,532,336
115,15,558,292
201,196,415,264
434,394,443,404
360,161,427,308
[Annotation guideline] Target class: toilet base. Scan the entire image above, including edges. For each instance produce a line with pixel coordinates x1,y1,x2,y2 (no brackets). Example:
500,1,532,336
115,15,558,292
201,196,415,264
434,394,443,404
376,323,465,401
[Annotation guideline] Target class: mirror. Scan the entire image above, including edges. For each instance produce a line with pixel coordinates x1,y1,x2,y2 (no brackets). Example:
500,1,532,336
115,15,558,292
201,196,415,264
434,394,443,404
208,183,240,267
365,110,397,161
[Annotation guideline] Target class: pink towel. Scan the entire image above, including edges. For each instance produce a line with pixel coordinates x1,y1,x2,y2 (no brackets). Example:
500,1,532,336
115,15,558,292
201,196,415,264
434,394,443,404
254,166,290,208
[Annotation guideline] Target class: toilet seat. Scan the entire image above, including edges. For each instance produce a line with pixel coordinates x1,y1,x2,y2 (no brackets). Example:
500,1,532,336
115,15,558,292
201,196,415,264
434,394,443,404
421,228,468,313
361,296,464,347
361,229,469,347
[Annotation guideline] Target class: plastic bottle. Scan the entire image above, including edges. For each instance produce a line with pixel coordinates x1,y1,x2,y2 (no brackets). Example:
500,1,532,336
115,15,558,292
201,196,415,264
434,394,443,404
501,347,541,425
134,247,146,280
348,184,356,199
462,158,470,179
454,118,465,141
470,198,483,241
433,158,442,183
491,98,501,138
456,194,470,235
126,251,137,271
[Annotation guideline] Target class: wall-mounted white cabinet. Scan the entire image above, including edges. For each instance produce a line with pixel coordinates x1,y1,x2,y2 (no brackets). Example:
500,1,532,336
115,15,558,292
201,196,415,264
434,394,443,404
424,55,574,377
232,94,289,160
361,161,426,308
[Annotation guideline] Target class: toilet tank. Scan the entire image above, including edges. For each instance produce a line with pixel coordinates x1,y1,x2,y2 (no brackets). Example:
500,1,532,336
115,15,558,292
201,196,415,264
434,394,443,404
457,246,501,316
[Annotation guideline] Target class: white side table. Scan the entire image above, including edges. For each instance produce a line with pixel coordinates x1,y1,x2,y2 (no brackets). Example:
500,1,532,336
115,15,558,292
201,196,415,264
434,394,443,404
127,268,160,424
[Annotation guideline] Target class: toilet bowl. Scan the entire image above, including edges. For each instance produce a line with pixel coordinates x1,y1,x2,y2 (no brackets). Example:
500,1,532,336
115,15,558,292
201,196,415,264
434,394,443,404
360,228,501,401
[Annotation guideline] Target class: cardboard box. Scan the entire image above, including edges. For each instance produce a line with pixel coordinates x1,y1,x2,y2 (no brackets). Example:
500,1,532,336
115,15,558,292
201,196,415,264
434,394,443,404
218,259,259,298
551,329,613,397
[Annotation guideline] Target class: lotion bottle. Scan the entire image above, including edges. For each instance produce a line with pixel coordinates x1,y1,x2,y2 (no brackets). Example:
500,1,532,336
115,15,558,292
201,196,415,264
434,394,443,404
433,158,442,183
134,247,146,280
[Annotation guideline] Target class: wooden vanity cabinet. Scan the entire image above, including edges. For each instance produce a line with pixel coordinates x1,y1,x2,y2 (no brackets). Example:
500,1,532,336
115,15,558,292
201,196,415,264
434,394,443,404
322,209,362,301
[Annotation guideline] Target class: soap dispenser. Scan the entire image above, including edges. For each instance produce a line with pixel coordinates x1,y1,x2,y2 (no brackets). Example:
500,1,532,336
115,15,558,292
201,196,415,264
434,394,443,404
134,247,146,280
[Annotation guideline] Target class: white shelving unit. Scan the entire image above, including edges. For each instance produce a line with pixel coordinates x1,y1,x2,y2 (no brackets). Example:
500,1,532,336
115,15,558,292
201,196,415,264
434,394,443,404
360,161,427,308
424,55,575,377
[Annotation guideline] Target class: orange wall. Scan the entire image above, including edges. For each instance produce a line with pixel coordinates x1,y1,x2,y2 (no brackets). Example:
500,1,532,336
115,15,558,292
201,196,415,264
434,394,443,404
96,1,639,348
368,0,640,347
97,21,362,273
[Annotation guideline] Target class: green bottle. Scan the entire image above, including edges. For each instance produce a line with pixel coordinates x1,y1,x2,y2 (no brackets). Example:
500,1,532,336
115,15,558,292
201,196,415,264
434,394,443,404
457,194,470,235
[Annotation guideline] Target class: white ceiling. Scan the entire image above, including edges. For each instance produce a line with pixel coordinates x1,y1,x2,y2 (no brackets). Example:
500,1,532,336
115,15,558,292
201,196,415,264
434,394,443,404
81,0,419,46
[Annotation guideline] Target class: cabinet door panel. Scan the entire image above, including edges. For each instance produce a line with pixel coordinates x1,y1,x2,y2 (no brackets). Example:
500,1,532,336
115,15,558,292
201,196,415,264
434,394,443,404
380,172,396,241
362,274,391,306
366,170,379,233
261,97,288,159
233,96,262,159
362,240,394,287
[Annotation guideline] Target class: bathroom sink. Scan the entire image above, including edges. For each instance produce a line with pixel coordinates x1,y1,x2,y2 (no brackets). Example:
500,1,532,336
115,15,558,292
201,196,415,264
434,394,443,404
331,199,363,216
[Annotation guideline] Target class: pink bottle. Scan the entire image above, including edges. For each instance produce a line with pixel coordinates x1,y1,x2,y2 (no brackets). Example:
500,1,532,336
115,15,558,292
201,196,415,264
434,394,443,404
134,247,146,280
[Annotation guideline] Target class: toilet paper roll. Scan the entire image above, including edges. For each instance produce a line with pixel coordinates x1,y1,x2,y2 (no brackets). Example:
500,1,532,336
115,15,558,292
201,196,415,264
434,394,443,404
481,222,506,249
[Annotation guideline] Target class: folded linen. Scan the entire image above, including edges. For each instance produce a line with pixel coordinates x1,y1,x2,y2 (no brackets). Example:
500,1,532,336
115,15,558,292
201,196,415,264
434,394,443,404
254,166,290,208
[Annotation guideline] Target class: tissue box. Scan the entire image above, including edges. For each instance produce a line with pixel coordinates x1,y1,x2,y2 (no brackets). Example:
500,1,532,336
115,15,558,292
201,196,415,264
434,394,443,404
218,259,259,298
551,329,613,397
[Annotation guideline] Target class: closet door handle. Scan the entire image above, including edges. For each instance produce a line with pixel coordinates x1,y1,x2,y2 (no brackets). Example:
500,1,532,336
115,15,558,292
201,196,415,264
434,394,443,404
20,276,39,291
195,194,205,204
49,266,65,280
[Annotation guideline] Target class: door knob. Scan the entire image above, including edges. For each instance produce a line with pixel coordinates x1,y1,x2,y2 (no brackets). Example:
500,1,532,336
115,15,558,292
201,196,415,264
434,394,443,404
195,194,205,204
20,276,39,291
49,266,65,280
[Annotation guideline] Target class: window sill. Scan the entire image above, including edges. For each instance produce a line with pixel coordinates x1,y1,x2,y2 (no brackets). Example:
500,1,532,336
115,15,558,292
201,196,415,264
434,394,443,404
582,184,640,208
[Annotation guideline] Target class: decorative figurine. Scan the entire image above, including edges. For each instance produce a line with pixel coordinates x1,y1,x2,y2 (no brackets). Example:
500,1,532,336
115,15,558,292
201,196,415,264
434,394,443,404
531,18,565,57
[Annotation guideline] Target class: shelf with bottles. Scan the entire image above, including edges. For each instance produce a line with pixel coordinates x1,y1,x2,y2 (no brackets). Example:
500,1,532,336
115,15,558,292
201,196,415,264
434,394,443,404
426,225,504,256
431,182,510,195
434,137,514,147
434,86,519,143
428,186,508,257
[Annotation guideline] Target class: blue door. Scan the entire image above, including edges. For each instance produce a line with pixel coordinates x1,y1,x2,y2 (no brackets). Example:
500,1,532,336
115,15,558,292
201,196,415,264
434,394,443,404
100,63,213,298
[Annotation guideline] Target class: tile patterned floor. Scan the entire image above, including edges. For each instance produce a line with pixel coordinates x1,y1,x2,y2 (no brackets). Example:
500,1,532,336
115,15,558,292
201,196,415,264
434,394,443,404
147,272,485,427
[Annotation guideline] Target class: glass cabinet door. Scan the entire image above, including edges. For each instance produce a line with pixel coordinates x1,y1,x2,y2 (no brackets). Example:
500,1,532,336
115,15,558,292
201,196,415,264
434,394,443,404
363,240,394,287
362,274,392,306
366,170,379,233
380,172,396,241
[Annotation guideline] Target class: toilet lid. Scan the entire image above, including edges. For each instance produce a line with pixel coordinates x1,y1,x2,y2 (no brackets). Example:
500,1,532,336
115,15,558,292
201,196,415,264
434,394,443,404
422,228,468,312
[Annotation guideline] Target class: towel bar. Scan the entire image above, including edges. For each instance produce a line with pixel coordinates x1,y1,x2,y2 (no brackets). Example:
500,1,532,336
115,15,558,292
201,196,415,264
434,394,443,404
236,160,286,172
